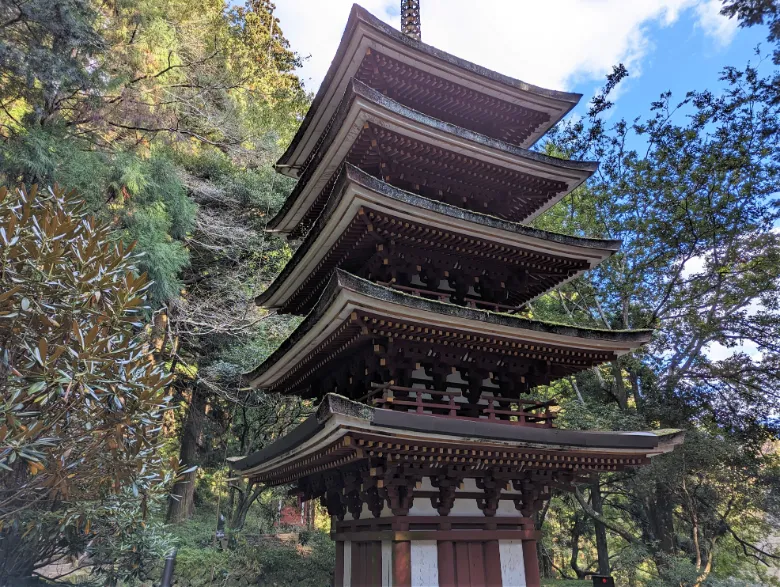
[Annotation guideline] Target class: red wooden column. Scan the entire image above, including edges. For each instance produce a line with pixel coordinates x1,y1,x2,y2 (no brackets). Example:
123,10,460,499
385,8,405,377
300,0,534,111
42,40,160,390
393,540,412,587
335,541,345,587
437,540,456,586
351,542,362,586
484,540,503,586
522,519,541,587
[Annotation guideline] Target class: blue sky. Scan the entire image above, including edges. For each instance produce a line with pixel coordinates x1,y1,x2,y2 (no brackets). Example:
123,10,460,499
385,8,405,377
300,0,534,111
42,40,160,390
590,7,768,124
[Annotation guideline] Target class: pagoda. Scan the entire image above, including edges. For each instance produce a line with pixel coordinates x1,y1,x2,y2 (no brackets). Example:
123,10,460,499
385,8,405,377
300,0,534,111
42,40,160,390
230,4,683,586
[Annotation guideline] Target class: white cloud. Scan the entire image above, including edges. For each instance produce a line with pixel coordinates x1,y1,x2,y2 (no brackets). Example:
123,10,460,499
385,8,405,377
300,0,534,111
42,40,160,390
681,254,707,278
273,1,398,94
694,0,739,46
706,340,764,362
273,0,739,95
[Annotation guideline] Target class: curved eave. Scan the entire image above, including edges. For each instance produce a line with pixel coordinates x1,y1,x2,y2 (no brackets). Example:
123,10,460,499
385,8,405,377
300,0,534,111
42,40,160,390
245,270,652,389
270,79,597,234
257,164,621,311
229,394,684,478
278,4,581,177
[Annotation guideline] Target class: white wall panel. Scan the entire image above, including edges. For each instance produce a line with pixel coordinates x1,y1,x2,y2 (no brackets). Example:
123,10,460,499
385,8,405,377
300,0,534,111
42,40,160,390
411,540,439,587
499,540,527,587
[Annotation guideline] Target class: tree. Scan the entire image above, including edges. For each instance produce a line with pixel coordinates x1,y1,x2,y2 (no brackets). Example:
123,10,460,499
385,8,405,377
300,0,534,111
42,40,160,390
163,157,300,523
0,0,309,529
0,0,307,154
0,136,196,305
0,0,106,130
0,0,307,301
534,59,780,584
226,391,311,530
721,0,780,64
0,184,174,583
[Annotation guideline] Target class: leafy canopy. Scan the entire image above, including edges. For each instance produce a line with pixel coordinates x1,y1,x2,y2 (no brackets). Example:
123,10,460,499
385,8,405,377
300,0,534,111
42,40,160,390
534,59,780,585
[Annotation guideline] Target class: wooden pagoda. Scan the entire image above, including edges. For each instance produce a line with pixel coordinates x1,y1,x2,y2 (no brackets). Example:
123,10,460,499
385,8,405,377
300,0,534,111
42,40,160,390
231,5,683,586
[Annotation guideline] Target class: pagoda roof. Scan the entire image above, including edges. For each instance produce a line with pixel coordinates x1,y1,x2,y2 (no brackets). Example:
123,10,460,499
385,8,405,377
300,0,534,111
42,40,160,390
278,5,582,178
228,394,684,485
258,164,621,315
270,79,597,235
246,270,652,392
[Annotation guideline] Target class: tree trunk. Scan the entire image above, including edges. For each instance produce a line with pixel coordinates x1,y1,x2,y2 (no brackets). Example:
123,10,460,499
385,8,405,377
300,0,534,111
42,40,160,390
647,481,677,560
231,481,264,531
535,501,553,578
570,512,586,579
627,366,644,412
304,500,315,530
227,485,236,523
591,477,610,576
166,386,206,523
611,360,628,409
538,541,553,579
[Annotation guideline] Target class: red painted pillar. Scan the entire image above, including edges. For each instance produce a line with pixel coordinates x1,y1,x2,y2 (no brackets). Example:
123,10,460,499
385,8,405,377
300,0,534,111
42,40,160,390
335,541,345,587
522,538,541,587
485,540,503,586
521,519,541,587
393,540,412,587
437,540,456,586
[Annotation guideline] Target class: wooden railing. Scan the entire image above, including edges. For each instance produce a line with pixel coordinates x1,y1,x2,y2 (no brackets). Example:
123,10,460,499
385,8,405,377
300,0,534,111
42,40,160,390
376,281,524,314
363,383,557,428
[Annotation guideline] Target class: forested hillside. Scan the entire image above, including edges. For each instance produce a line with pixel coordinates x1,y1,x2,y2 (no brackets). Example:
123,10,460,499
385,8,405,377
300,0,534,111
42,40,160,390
1,1,779,586
0,1,312,584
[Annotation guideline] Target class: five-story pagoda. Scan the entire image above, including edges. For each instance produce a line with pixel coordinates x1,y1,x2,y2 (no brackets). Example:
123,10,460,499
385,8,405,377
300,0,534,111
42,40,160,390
230,4,683,586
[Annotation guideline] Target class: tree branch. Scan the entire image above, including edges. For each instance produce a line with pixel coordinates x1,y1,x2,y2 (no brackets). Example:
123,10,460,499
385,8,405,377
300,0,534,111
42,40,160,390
573,485,637,545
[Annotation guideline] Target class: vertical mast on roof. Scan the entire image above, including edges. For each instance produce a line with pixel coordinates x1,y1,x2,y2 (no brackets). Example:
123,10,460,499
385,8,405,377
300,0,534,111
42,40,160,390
401,0,421,41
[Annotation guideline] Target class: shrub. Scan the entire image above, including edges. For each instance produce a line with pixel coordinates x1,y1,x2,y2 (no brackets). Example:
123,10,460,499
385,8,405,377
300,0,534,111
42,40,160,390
0,184,174,584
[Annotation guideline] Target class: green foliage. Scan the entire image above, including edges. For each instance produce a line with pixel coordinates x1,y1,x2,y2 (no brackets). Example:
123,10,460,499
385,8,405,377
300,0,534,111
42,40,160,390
172,531,335,587
151,504,334,587
225,0,310,148
0,0,311,579
121,201,190,304
0,184,175,583
0,183,171,492
0,129,195,305
1,0,308,151
535,58,780,585
721,0,780,64
0,0,106,127
85,493,176,586
1,0,308,312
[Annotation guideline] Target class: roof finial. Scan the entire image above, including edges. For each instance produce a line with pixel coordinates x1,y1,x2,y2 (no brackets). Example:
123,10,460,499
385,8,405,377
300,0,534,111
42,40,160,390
401,0,421,41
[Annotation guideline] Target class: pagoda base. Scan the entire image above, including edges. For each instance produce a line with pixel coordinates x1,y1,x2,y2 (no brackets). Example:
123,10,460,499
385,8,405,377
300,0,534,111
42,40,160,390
332,513,541,587
229,397,681,584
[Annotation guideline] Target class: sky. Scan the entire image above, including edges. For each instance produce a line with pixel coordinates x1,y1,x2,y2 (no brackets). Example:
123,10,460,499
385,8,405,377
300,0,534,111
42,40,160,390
271,1,771,362
273,0,768,124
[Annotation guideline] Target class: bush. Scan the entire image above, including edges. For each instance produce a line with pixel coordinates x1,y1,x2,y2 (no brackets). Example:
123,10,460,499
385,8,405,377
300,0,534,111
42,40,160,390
159,505,334,587
0,130,195,305
0,184,174,584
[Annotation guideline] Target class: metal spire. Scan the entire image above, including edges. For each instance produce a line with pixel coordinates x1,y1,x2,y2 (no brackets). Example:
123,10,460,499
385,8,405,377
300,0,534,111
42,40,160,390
401,0,421,41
